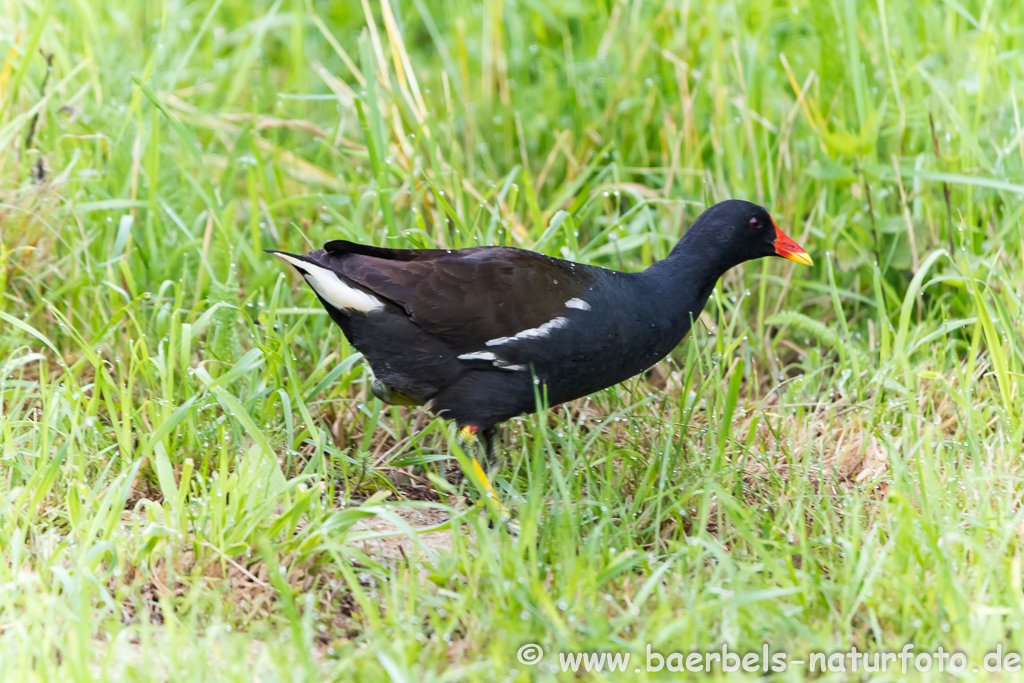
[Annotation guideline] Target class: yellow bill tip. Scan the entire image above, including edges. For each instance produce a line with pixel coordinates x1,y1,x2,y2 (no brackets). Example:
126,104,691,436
781,250,814,267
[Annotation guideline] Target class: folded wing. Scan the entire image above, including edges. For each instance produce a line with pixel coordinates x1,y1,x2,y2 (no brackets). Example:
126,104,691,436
311,240,598,354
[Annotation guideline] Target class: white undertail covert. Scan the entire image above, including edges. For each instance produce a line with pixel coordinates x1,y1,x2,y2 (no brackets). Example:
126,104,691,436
272,252,384,313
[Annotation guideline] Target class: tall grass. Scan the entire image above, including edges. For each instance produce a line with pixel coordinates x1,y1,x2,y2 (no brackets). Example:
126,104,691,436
2,0,1024,679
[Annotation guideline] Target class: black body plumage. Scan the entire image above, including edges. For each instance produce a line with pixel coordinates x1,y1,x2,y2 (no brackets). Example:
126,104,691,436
270,199,811,431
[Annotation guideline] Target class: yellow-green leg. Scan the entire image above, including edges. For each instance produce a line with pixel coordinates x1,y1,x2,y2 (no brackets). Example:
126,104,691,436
457,425,518,534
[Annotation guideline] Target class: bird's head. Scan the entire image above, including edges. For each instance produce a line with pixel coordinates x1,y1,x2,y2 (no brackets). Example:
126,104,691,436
680,199,813,270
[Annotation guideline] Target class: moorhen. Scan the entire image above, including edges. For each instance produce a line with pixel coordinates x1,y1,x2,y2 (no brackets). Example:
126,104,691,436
270,199,812,521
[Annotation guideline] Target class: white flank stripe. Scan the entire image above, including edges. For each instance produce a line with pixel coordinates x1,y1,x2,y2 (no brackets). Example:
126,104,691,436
496,364,527,371
458,351,497,361
273,253,384,313
485,316,570,346
565,298,591,311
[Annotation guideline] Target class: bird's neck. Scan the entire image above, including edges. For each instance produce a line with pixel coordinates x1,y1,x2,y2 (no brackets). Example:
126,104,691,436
639,238,732,329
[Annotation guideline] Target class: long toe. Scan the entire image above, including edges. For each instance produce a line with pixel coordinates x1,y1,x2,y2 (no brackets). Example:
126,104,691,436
371,379,424,406
505,516,521,536
484,510,520,536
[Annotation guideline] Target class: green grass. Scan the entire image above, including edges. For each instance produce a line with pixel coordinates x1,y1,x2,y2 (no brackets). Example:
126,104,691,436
3,0,1024,680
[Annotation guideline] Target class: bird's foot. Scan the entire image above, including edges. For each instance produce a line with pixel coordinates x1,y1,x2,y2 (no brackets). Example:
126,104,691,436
371,379,423,406
468,448,513,520
458,425,517,534
504,516,521,536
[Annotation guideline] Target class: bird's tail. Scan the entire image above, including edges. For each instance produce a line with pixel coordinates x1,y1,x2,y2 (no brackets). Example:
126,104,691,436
267,250,384,313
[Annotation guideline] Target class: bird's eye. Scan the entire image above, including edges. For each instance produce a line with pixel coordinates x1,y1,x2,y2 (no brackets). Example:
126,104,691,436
749,217,761,229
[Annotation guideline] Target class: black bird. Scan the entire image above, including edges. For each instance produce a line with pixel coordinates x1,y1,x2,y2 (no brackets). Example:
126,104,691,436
270,199,812,518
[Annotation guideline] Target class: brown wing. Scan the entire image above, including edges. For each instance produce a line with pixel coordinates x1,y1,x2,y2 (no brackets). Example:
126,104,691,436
311,241,598,353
